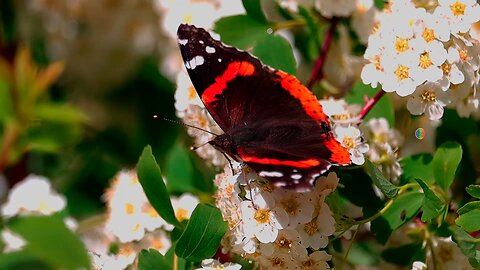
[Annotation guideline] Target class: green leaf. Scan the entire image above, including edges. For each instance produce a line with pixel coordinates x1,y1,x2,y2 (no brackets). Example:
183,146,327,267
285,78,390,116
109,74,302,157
381,242,425,266
400,154,434,184
374,0,385,9
34,103,87,124
456,209,480,232
138,249,172,270
165,142,195,194
214,15,270,49
253,35,296,75
346,82,395,126
176,204,228,261
346,241,381,266
137,145,181,228
242,0,267,22
433,141,462,191
371,192,423,244
7,215,90,270
364,160,398,198
458,201,480,215
450,225,480,268
466,185,480,199
415,178,444,222
0,78,12,122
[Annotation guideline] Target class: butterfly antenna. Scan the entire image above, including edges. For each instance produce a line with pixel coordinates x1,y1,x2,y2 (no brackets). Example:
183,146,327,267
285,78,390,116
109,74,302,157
154,115,219,136
190,141,210,151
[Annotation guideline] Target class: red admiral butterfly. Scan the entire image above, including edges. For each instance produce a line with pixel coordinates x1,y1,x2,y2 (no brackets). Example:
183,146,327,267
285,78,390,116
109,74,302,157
177,24,350,189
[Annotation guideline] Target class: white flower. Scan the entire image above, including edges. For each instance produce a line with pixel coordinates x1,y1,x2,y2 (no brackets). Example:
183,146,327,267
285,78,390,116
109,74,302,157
273,189,315,228
351,0,378,44
407,82,452,120
296,203,333,249
240,190,289,243
1,175,66,218
315,172,340,196
315,0,357,18
259,229,307,258
429,237,472,270
319,98,361,125
257,252,298,270
1,229,26,252
196,259,242,270
141,230,172,256
299,251,332,270
435,0,480,34
412,261,427,270
412,38,448,83
172,193,199,222
333,125,369,165
382,56,423,97
361,46,387,89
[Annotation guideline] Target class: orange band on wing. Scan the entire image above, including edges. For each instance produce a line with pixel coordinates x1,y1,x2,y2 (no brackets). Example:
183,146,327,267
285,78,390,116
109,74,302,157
240,155,320,168
202,61,255,105
323,135,351,165
275,71,329,123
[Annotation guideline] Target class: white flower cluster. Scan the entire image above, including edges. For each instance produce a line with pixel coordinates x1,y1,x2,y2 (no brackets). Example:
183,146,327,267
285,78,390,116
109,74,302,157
215,167,340,269
319,98,369,165
362,118,404,181
361,0,480,120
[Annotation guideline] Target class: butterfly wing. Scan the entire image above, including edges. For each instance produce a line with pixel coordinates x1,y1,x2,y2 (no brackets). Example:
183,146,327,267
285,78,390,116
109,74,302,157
177,24,350,187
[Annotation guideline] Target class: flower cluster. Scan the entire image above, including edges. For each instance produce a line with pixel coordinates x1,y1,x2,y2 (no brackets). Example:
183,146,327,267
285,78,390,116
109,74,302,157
215,166,340,269
319,98,369,165
361,0,480,120
361,118,404,181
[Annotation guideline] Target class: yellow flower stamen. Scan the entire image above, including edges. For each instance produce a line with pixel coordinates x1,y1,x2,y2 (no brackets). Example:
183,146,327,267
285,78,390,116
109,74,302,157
281,197,299,215
419,52,433,69
254,208,270,224
422,28,436,43
343,137,356,150
441,62,451,75
304,219,319,236
395,64,410,80
421,90,437,102
450,1,466,16
395,37,410,53
176,207,189,221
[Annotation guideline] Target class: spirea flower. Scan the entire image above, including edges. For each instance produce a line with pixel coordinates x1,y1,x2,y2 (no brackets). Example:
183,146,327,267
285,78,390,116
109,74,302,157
412,261,427,270
407,81,452,120
1,229,26,253
315,0,357,18
196,259,242,270
1,175,66,218
334,125,369,165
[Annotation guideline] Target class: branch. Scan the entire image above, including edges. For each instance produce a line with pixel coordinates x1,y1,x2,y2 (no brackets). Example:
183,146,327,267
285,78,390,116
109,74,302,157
359,89,386,120
307,17,337,89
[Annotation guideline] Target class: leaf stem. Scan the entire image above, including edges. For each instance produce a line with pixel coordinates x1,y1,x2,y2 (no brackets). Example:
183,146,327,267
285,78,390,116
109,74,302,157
272,19,306,32
307,17,337,89
174,253,178,270
359,89,386,120
426,229,438,270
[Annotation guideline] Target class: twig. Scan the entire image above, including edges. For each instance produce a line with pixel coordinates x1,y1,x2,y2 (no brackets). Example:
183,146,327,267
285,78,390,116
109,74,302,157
359,89,386,120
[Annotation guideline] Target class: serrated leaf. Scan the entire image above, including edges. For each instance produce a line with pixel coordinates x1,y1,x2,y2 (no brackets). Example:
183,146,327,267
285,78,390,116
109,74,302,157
137,145,181,228
364,160,398,198
400,154,434,184
466,185,480,199
176,204,228,261
253,35,296,75
415,178,444,222
450,225,480,268
7,215,90,270
433,141,462,191
138,249,172,270
214,15,270,49
347,82,395,126
381,242,425,266
371,192,423,244
458,201,480,215
242,0,267,22
456,209,480,232
165,142,195,194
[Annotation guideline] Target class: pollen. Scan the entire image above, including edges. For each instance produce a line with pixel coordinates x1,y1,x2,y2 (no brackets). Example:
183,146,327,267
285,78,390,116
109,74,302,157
281,197,300,215
395,37,410,53
373,55,384,72
125,203,135,215
304,219,319,236
422,28,435,43
188,86,197,100
450,1,466,16
276,236,292,249
459,49,469,62
395,64,410,80
441,62,451,75
421,90,437,102
270,257,285,266
343,137,356,150
254,208,271,224
176,207,189,221
419,52,433,69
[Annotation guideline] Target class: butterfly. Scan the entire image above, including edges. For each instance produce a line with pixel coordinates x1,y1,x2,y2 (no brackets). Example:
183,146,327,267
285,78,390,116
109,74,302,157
177,24,350,189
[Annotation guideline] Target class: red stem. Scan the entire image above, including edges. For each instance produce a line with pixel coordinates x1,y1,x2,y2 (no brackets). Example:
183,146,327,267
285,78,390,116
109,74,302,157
307,17,338,89
359,89,386,120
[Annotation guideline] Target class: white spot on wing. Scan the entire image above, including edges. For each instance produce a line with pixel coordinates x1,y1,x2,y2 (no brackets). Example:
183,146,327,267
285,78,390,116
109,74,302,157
199,40,204,44
291,174,302,180
178,39,188,45
259,171,284,178
186,56,205,69
218,58,222,62
206,46,216,53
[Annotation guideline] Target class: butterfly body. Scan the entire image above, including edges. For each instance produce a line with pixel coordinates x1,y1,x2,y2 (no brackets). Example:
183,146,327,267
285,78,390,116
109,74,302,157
177,24,350,189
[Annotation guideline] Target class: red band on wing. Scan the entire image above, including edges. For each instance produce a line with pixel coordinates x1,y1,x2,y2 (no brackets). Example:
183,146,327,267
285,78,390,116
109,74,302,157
202,61,255,105
323,135,351,165
275,71,329,123
240,154,320,168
